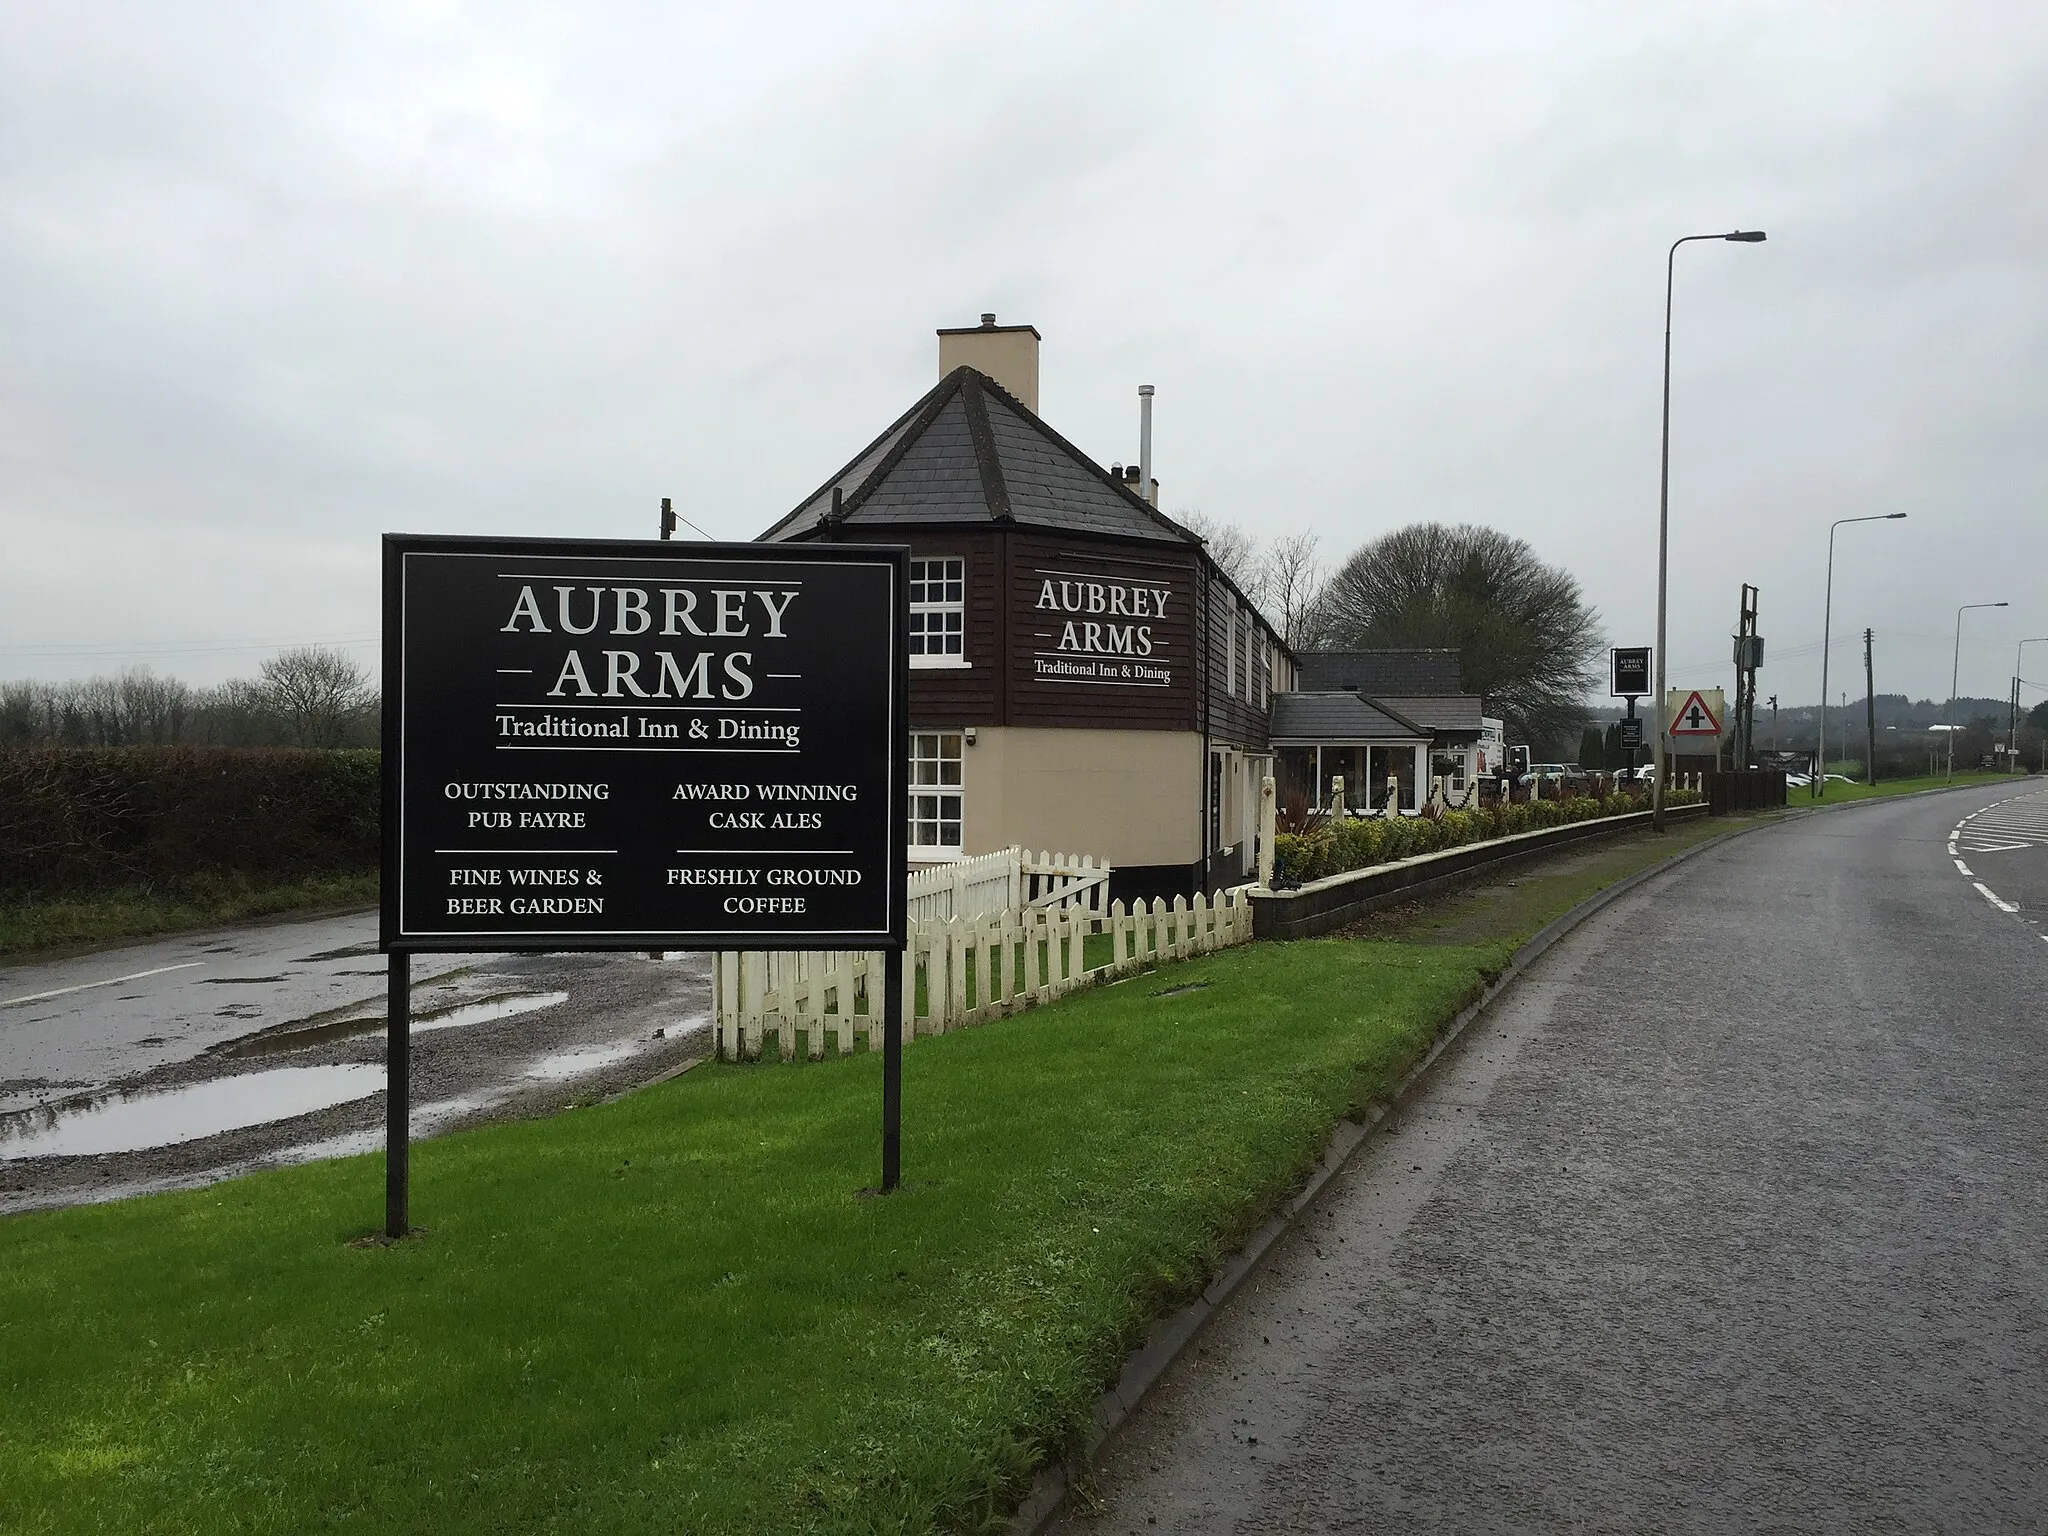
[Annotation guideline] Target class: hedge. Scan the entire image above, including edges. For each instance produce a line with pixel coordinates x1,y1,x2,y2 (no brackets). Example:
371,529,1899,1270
0,747,380,897
1272,789,1704,886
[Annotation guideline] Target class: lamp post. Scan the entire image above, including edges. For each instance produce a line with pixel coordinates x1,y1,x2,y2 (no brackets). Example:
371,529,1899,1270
1653,229,1766,832
1815,513,1907,798
1949,601,2009,780
2014,638,2048,764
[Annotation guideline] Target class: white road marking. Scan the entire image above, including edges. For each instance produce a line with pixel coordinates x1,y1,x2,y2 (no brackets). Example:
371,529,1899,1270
1948,789,2046,923
1953,789,2048,854
0,962,205,1010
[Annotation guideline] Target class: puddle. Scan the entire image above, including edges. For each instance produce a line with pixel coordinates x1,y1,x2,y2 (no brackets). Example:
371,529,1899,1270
523,1038,646,1081
418,991,569,1035
299,942,380,962
0,1065,384,1159
224,990,569,1057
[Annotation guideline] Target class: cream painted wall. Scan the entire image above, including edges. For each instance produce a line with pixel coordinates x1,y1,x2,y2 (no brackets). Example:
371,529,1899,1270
936,328,1039,411
961,727,1201,867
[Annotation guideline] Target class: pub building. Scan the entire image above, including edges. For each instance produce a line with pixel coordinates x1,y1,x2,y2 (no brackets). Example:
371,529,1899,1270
1269,649,1501,813
758,316,1295,902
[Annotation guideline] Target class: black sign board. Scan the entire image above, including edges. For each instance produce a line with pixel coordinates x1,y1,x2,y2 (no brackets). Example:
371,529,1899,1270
381,535,908,952
1620,716,1643,749
1611,646,1651,698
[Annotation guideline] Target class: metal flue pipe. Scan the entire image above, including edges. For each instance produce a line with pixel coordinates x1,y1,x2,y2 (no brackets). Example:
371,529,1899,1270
1138,384,1155,505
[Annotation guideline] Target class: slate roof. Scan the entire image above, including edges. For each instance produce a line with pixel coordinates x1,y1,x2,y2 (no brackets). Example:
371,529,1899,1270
1268,693,1431,743
759,366,1193,546
1378,695,1484,735
1297,650,1464,696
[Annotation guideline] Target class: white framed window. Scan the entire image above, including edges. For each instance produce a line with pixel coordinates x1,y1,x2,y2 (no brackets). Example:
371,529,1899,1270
909,731,964,852
909,556,967,667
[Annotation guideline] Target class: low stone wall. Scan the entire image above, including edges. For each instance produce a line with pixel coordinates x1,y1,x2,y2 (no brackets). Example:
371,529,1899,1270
1247,802,1710,941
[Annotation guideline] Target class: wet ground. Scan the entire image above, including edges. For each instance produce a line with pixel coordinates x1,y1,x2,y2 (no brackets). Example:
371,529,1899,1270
1050,780,2048,1532
0,911,711,1214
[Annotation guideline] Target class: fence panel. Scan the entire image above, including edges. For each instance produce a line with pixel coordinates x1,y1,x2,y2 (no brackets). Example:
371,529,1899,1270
712,883,1257,1061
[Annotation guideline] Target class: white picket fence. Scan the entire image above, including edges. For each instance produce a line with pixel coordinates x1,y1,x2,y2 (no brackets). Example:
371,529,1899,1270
903,847,1112,924
711,885,1254,1062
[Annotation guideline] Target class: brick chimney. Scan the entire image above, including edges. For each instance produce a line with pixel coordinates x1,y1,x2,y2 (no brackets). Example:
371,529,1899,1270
936,313,1040,413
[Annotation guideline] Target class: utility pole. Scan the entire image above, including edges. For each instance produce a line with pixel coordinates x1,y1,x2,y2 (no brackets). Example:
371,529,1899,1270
1732,584,1762,769
1768,694,1778,752
2007,675,2018,774
659,496,677,540
1863,628,1878,786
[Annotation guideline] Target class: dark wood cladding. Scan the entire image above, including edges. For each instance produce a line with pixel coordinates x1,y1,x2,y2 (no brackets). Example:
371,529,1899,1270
855,525,1280,741
1202,567,1272,751
899,530,1002,728
1005,531,1199,731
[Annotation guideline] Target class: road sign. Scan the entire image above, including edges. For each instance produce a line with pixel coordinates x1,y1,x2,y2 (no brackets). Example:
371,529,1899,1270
382,535,909,952
1667,688,1723,737
1611,646,1651,697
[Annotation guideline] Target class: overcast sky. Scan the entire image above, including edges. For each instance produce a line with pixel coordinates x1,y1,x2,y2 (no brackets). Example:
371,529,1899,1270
3,2,2043,713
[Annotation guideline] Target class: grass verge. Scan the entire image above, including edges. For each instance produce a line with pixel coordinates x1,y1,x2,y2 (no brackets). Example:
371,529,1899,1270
0,820,1751,1534
1790,769,2023,808
0,872,378,959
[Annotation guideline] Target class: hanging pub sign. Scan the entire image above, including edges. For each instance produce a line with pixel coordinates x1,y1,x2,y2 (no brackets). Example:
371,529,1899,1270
382,535,909,952
1611,646,1651,698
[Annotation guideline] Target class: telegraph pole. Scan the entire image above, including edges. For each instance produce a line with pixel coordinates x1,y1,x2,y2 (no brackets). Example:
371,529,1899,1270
1863,629,1878,786
1732,584,1761,769
1768,694,1778,752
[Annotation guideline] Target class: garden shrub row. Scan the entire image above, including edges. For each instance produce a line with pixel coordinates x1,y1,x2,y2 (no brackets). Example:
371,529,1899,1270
1272,788,1703,885
0,747,380,897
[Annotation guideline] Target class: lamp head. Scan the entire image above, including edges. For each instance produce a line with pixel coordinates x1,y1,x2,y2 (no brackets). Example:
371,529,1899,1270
1725,230,1767,242
1886,513,1907,519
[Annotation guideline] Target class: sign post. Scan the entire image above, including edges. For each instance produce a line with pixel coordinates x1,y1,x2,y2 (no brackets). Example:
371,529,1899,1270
381,535,909,1233
1612,647,1651,777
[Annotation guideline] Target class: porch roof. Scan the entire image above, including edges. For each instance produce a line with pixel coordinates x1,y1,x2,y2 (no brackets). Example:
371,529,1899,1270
1268,692,1431,744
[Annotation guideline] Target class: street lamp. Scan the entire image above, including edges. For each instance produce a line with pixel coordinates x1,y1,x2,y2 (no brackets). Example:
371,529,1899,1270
1815,513,1907,798
1653,229,1767,832
2014,638,2048,763
1949,602,2009,780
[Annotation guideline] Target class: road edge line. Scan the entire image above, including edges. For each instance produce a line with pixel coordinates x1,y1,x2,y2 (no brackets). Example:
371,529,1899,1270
1007,814,1775,1534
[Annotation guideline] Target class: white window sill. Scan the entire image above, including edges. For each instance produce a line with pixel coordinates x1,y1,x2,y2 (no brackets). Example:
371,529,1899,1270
910,656,972,670
908,849,965,863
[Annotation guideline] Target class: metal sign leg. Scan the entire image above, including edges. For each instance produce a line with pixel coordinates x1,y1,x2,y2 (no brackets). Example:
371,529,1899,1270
386,951,410,1238
882,946,903,1192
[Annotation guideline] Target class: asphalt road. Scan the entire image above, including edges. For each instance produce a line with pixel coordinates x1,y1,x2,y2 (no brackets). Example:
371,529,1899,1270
1054,781,2048,1533
0,911,712,1211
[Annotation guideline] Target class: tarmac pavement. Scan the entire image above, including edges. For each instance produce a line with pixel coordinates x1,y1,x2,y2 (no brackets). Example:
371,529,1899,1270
1052,780,2048,1533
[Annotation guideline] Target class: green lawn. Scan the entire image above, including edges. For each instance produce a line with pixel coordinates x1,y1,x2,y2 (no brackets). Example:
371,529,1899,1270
0,821,1748,1534
0,873,379,959
1793,768,2024,807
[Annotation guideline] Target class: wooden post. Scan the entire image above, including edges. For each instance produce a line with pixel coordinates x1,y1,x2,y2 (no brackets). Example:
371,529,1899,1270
1257,773,1276,888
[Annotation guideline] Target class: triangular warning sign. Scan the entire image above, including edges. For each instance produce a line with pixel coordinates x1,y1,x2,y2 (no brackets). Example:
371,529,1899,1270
1669,689,1721,736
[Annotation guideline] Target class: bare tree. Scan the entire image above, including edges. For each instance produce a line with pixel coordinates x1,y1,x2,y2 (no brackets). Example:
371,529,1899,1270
1262,531,1326,649
1178,510,1267,605
1315,522,1605,753
116,669,191,744
261,647,373,749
